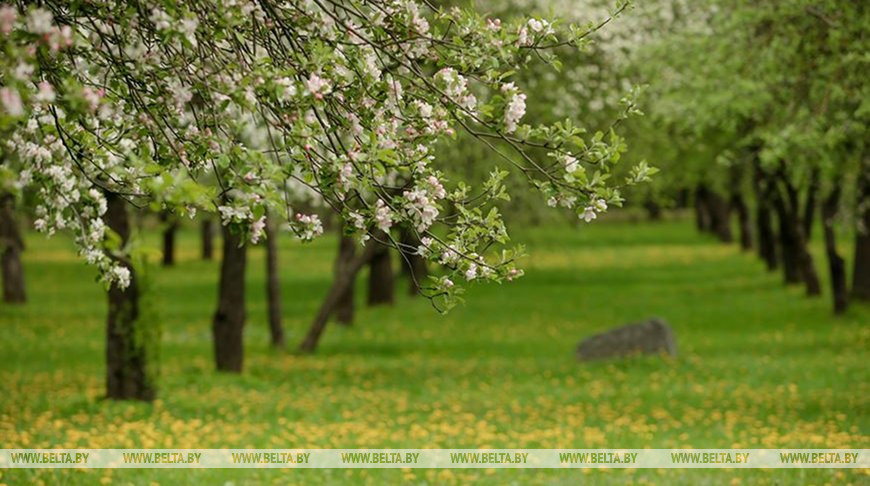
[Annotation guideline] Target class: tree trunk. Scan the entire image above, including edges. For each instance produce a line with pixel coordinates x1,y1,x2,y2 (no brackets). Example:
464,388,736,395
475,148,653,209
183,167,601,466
676,188,690,209
756,199,778,270
822,188,848,314
399,227,428,296
367,231,394,306
793,200,822,298
643,198,663,221
780,175,822,296
160,211,178,267
731,192,752,251
772,188,802,284
803,167,820,241
694,185,712,232
213,225,247,372
333,227,356,325
104,192,154,401
264,213,284,347
300,242,378,353
201,218,215,260
0,193,26,303
752,163,778,271
853,161,870,302
707,190,733,243
794,225,822,296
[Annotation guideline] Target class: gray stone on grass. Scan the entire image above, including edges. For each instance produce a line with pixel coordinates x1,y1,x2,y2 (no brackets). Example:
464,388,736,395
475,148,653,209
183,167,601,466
576,318,676,361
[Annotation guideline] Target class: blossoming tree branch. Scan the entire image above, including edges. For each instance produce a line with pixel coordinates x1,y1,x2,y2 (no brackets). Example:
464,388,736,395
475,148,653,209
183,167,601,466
0,0,649,399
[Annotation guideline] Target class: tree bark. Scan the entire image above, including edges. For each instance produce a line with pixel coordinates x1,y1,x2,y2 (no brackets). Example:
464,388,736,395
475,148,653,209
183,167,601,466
643,198,663,221
104,192,154,401
676,188,690,210
707,190,733,243
333,227,356,325
779,174,822,296
160,211,178,267
264,213,284,348
201,218,215,260
731,191,753,251
822,188,848,314
694,185,712,232
367,231,394,306
752,163,778,271
0,193,26,303
803,167,820,241
399,227,428,296
792,196,822,298
853,161,870,302
213,225,247,372
772,188,803,285
300,242,378,353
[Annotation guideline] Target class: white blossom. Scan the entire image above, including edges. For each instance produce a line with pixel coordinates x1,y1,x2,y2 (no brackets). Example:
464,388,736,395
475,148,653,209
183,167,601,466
503,85,527,133
417,236,432,256
110,265,131,289
295,213,323,241
26,8,52,34
149,8,172,31
374,199,393,232
593,198,608,212
465,263,478,281
250,215,267,243
34,81,56,103
564,155,579,174
306,73,332,98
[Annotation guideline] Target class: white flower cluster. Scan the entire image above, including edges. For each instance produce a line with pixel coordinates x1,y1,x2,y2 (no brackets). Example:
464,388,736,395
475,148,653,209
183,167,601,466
435,68,476,114
401,174,446,233
374,199,393,232
250,216,267,244
580,198,608,223
501,82,527,133
0,87,23,116
0,1,639,299
306,73,332,99
294,213,324,241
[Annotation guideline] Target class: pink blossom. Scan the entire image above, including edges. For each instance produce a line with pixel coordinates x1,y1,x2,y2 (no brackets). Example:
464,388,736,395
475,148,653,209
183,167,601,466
374,199,393,232
0,87,24,116
0,6,17,36
81,86,104,111
35,81,56,103
250,216,266,244
306,73,332,98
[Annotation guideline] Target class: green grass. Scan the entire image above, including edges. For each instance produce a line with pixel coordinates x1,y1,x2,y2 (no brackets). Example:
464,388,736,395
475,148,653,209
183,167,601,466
1,218,867,485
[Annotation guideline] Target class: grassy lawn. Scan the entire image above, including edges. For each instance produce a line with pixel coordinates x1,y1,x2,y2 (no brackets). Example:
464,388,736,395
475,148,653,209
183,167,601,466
1,218,867,484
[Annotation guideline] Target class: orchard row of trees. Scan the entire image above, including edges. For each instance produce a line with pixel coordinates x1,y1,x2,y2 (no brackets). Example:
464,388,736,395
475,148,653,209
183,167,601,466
158,210,427,351
627,0,869,313
0,0,645,401
4,0,864,405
